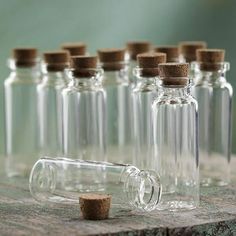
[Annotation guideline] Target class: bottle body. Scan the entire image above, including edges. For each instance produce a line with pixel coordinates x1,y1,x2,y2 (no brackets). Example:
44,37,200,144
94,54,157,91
29,157,161,211
37,72,67,157
103,70,132,164
4,65,40,177
131,75,157,169
192,68,232,186
153,86,199,210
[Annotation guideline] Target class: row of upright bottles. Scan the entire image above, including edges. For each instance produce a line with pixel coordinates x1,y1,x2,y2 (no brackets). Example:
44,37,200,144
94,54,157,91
4,41,233,211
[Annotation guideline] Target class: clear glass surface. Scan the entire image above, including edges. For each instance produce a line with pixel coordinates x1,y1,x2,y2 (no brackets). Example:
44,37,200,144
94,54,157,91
102,69,132,164
192,63,232,186
153,84,199,211
4,59,41,177
29,157,162,212
37,69,67,157
131,68,158,169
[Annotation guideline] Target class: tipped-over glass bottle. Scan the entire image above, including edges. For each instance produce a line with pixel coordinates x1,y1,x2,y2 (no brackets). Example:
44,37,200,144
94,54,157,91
62,56,106,161
153,63,199,211
4,48,41,177
154,46,182,63
131,52,166,170
179,41,207,83
97,48,132,164
29,157,161,212
192,49,232,186
126,41,151,84
37,51,70,157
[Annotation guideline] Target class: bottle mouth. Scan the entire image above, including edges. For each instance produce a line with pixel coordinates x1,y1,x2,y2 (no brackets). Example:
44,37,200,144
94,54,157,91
124,170,162,212
29,159,57,202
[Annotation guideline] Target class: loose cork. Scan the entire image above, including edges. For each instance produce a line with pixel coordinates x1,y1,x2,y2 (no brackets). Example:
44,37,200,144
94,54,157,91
61,42,87,56
43,51,70,71
13,48,38,67
126,41,151,60
179,41,207,62
137,52,166,77
97,48,125,71
158,63,189,86
196,49,225,71
154,46,180,62
79,193,111,220
71,56,98,77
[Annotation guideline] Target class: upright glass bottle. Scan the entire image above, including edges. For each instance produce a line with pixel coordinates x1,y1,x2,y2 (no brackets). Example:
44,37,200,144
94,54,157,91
61,42,87,57
155,46,181,63
62,56,106,161
126,41,151,84
4,48,41,177
97,48,132,164
192,49,232,186
179,41,207,83
153,63,199,211
37,51,69,157
132,52,166,170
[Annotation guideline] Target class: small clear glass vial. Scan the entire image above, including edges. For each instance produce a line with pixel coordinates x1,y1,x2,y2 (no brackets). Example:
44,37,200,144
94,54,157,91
62,56,106,161
97,48,132,164
192,49,232,186
131,52,166,170
154,45,182,63
61,42,87,57
37,51,70,157
179,41,207,83
4,48,41,177
29,156,162,212
153,63,199,211
126,41,151,84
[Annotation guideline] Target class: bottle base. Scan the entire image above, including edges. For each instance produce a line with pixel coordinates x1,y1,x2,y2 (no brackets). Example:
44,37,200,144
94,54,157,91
157,200,197,211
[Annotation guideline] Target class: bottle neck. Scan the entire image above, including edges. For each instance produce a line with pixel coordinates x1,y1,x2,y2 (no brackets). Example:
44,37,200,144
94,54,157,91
42,71,68,85
160,86,189,97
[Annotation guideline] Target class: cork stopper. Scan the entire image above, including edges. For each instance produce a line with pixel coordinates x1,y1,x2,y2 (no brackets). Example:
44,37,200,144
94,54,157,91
154,46,180,62
61,42,86,56
12,48,38,67
79,193,111,220
126,41,151,60
43,51,70,71
71,55,97,77
137,52,166,77
179,41,207,62
97,48,125,71
158,63,189,86
196,49,225,71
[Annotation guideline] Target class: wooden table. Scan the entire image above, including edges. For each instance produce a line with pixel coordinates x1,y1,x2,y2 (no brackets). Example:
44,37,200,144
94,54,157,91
1,162,236,236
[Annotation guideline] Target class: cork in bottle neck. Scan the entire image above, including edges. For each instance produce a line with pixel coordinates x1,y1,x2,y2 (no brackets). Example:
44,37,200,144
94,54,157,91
155,46,180,63
158,63,189,87
61,42,87,56
97,48,126,71
12,48,38,68
126,41,152,60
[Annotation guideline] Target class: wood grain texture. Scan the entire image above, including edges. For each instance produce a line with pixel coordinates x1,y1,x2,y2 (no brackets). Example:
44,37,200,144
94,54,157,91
0,163,236,235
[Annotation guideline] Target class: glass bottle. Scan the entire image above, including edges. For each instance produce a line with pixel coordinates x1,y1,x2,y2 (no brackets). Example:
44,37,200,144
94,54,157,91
37,51,70,157
131,52,166,170
4,48,41,177
61,42,87,57
97,48,132,164
126,41,151,85
192,49,232,186
155,46,182,63
29,156,162,212
153,63,199,211
179,41,207,84
62,56,106,161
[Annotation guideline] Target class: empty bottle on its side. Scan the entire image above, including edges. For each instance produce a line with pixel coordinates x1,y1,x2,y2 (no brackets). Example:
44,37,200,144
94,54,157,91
153,63,199,211
131,52,166,169
192,49,233,186
37,51,69,157
97,48,132,164
4,48,41,177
